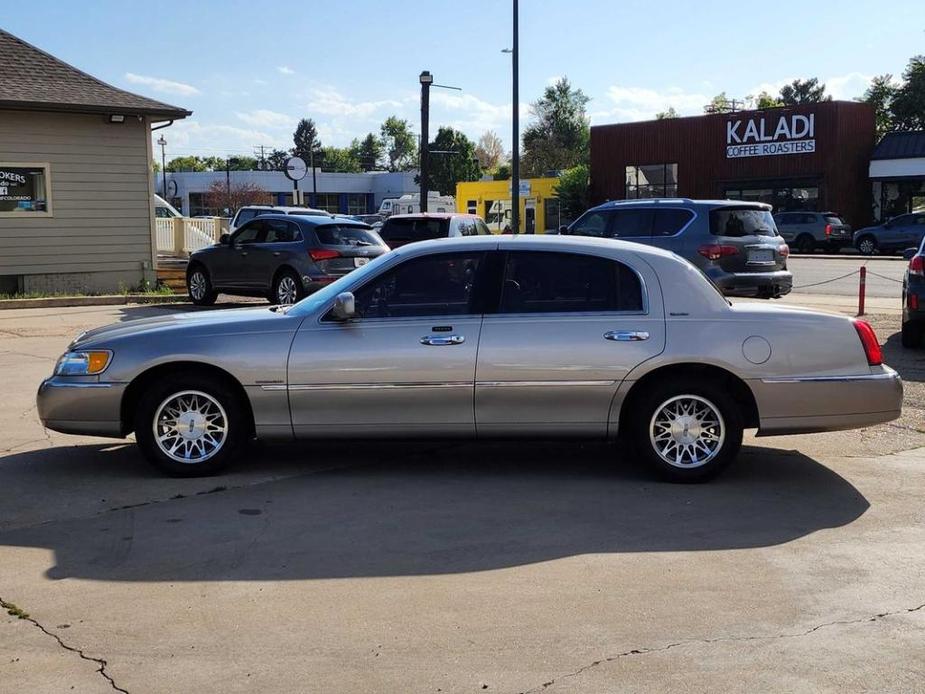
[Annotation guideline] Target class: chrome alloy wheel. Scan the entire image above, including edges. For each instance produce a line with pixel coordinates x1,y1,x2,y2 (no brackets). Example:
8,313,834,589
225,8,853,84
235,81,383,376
858,238,876,255
276,276,299,304
649,395,725,469
153,390,228,463
189,271,207,300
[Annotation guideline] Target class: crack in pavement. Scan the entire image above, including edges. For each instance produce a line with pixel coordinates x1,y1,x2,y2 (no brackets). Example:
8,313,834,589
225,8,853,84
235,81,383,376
1,596,128,693
521,602,925,693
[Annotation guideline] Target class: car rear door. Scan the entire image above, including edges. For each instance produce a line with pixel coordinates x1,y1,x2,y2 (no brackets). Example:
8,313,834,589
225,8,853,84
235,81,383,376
259,219,305,289
287,250,488,437
474,248,665,437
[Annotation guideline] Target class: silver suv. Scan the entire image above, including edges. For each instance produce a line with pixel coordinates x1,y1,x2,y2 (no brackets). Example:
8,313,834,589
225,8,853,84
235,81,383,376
565,199,792,298
773,211,852,253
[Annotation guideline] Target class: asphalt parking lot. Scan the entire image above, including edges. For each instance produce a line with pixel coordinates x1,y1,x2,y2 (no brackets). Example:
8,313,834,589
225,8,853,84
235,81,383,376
1,292,924,692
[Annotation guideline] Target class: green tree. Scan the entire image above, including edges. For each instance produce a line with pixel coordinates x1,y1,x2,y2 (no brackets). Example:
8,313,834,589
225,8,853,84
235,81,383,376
321,146,361,173
199,156,227,171
427,127,481,196
555,164,590,222
266,149,290,171
779,78,831,105
226,156,258,171
859,74,899,138
704,92,737,114
352,133,384,171
522,77,590,176
380,116,417,171
493,163,512,181
655,106,679,119
749,91,783,109
891,56,925,131
292,118,323,163
166,155,207,172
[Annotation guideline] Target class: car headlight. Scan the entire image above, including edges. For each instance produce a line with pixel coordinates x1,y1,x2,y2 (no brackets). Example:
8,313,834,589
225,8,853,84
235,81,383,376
54,350,112,376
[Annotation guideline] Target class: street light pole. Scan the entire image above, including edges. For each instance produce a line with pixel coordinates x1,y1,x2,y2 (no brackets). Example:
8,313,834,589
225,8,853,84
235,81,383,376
511,0,520,234
156,135,167,199
419,70,433,213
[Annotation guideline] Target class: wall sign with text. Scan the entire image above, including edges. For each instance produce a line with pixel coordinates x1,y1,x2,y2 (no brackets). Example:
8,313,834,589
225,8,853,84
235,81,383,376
725,114,815,159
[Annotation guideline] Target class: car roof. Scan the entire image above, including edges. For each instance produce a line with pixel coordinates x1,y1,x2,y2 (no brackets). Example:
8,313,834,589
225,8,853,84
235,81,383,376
256,213,370,227
591,198,772,212
386,213,473,220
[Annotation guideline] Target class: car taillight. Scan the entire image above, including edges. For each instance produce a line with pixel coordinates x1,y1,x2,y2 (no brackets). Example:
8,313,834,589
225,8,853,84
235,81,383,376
909,293,920,311
309,249,340,262
824,224,832,236
779,244,790,258
910,255,924,277
852,319,883,366
697,244,739,261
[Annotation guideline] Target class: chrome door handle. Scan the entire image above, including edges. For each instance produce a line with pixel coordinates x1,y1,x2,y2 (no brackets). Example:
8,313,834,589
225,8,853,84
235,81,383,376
604,330,650,342
273,252,281,257
420,335,465,346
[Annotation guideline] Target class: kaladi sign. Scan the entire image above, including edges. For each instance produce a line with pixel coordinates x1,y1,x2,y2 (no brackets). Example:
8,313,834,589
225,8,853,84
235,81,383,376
725,114,815,159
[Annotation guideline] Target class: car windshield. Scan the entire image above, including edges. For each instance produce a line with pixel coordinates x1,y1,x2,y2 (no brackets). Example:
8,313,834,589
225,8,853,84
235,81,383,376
285,253,394,316
314,224,382,247
710,207,778,237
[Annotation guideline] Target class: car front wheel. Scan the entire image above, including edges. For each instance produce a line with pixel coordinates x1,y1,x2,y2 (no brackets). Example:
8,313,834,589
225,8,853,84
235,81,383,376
187,266,217,306
134,372,248,476
631,379,743,482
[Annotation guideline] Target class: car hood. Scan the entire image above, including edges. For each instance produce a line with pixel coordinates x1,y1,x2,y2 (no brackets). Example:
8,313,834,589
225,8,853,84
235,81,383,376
71,306,300,349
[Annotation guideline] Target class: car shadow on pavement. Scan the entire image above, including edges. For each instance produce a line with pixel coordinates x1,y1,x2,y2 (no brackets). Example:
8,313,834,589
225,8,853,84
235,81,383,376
0,440,869,582
883,330,925,383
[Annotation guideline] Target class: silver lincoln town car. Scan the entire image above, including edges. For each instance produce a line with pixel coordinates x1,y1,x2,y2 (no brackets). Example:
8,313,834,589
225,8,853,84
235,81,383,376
37,236,902,482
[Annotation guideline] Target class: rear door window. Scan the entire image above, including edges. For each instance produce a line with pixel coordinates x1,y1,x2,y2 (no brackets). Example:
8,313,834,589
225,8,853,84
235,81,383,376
710,207,778,237
610,209,654,238
498,251,643,313
569,211,611,237
265,220,301,243
651,209,693,237
314,224,382,247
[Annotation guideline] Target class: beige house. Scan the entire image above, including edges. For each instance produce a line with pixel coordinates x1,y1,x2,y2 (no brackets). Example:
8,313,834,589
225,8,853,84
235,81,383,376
0,29,190,295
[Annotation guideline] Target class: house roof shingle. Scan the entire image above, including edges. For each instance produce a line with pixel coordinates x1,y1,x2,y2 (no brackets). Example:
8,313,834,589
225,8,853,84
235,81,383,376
871,131,925,161
0,29,191,119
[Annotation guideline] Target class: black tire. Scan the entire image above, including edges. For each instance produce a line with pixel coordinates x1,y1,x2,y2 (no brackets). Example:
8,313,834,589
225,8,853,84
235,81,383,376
133,371,249,477
187,265,217,306
856,236,878,256
270,269,305,306
901,320,924,348
795,234,816,254
630,377,743,483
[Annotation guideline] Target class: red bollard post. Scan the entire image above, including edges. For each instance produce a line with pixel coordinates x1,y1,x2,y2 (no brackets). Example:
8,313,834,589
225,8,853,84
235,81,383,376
857,266,866,316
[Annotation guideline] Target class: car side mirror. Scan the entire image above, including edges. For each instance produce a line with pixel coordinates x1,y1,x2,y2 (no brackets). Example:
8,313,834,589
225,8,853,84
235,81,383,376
558,225,569,235
219,233,231,245
903,247,918,260
331,292,356,321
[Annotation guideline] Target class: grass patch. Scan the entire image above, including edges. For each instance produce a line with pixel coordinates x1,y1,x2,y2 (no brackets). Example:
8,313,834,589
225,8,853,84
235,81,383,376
1,599,30,620
0,281,178,300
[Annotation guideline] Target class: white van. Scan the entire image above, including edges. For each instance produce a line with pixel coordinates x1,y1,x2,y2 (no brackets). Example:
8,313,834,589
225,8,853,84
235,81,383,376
154,194,183,219
378,193,455,216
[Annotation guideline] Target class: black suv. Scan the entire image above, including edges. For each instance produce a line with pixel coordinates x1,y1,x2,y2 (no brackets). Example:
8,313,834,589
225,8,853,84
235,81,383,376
186,214,388,306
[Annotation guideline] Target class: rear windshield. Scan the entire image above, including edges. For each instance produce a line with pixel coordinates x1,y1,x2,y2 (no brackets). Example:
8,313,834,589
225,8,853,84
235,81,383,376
824,215,845,225
314,224,383,247
710,207,778,237
379,218,450,243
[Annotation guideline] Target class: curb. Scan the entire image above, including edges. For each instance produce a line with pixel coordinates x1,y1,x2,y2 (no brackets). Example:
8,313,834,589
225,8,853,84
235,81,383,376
790,253,906,261
0,294,190,311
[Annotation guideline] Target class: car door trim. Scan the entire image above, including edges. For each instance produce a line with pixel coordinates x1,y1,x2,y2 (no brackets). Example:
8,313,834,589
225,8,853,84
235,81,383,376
476,380,617,388
761,372,898,384
262,382,472,391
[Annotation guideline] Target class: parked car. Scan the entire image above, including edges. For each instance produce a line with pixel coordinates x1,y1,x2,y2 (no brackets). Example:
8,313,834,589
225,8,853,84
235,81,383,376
351,214,385,229
377,213,492,249
773,211,852,253
186,214,388,306
564,199,792,298
854,212,925,255
39,235,901,482
902,238,925,347
229,205,331,232
154,194,182,219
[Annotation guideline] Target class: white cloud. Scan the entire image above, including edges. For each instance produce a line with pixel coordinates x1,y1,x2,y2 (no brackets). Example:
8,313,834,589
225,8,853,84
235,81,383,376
595,85,709,123
156,120,287,155
236,109,295,129
430,91,528,142
825,72,872,100
277,66,295,75
124,72,200,97
306,87,405,118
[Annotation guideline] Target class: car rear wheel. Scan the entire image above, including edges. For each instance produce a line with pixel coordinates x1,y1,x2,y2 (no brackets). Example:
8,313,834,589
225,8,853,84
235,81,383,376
187,266,217,306
795,234,815,254
631,379,743,482
134,372,248,477
271,270,304,305
857,236,878,256
901,320,923,348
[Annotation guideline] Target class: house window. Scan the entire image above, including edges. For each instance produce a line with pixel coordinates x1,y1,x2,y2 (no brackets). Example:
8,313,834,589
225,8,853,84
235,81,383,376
625,164,678,199
0,163,52,217
346,193,368,215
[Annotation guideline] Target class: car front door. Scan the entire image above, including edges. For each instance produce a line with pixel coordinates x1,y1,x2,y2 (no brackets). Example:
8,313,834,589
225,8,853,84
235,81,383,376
287,250,488,437
210,220,263,288
228,220,270,289
474,249,665,436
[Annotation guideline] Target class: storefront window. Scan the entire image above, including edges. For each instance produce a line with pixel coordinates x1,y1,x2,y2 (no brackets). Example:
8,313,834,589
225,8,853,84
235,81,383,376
625,164,678,199
0,163,52,216
311,193,340,213
346,193,367,215
878,180,925,219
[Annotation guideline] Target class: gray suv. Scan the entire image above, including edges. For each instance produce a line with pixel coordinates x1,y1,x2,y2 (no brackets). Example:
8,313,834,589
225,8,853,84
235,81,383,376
186,214,388,306
773,211,852,253
565,199,792,298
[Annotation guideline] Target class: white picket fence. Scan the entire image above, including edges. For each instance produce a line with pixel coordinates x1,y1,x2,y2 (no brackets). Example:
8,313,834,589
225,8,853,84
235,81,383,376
156,217,226,257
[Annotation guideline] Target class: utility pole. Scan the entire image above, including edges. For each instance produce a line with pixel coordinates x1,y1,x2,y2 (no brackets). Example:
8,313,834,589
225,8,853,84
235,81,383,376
419,70,433,213
157,135,167,198
511,0,520,234
310,148,317,206
225,157,231,216
254,144,268,170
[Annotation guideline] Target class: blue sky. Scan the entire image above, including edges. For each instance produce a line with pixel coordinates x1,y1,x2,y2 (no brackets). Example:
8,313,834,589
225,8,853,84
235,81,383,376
4,1,923,160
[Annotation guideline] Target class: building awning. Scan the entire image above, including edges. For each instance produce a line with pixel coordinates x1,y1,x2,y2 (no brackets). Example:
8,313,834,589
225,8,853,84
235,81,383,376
870,131,925,180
